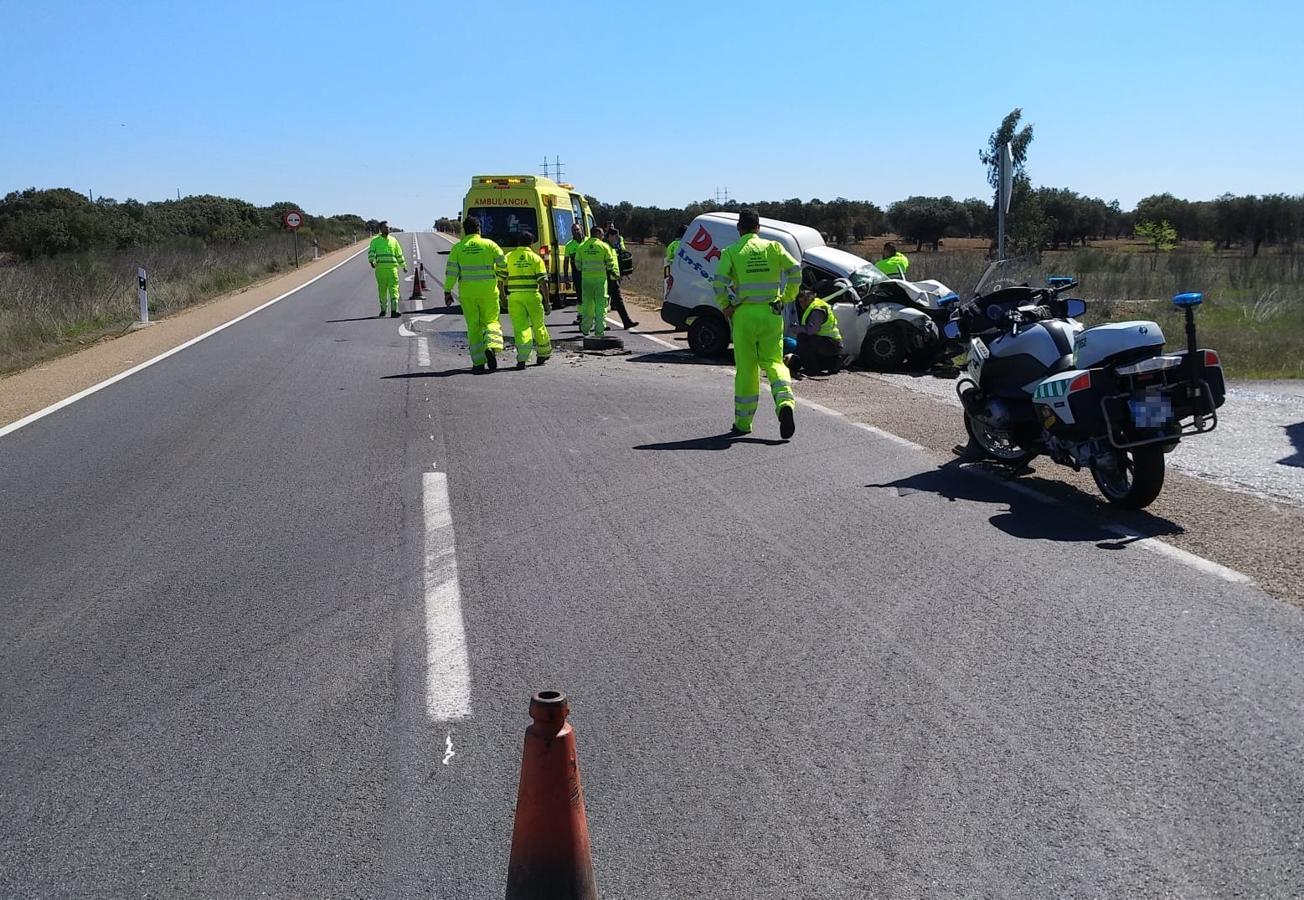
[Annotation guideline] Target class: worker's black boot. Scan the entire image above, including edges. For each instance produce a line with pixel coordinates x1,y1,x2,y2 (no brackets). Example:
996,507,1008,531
486,349,497,371
390,309,399,318
515,361,527,371
779,406,796,440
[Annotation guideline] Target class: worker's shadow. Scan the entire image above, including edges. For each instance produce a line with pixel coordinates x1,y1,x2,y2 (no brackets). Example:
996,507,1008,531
1280,421,1304,468
865,459,1184,549
634,431,786,451
326,315,390,324
626,350,732,368
410,304,461,315
381,369,476,381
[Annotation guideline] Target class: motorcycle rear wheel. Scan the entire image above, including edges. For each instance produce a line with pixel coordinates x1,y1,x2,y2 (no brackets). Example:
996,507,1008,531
963,411,1037,466
1090,446,1166,509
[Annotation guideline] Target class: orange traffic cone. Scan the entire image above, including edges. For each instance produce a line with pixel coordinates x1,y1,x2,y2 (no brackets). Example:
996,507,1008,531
505,691,598,899
410,262,425,301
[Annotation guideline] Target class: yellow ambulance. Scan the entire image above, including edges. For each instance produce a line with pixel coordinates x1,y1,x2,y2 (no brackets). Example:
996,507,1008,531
461,175,596,308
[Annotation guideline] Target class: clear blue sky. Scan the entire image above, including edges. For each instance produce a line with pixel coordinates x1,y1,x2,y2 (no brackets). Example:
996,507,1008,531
3,0,1301,230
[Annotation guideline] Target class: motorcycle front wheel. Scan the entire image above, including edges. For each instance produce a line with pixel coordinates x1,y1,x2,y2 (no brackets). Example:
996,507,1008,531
1090,446,1166,509
963,411,1037,466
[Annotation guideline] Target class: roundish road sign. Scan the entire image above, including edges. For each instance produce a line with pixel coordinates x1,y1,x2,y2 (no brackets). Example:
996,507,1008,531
283,210,304,230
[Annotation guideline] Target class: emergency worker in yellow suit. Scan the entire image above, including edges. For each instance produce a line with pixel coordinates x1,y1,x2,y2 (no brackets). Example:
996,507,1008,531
367,221,407,317
712,208,801,439
575,226,619,337
496,230,552,369
444,217,506,372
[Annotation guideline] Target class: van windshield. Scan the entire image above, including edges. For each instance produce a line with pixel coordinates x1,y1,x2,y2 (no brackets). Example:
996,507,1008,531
467,207,539,242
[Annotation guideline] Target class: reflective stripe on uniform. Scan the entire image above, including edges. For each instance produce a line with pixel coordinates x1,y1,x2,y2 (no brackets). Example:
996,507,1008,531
738,281,781,291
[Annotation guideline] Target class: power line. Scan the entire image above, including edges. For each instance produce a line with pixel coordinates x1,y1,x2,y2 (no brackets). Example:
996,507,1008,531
539,155,566,181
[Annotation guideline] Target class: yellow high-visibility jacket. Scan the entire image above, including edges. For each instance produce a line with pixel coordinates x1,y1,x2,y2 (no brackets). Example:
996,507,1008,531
712,233,801,309
576,237,618,283
368,234,406,268
445,234,506,300
498,247,547,295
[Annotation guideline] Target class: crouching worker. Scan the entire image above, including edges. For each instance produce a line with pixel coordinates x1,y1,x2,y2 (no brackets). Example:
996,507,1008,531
497,231,552,369
790,288,844,377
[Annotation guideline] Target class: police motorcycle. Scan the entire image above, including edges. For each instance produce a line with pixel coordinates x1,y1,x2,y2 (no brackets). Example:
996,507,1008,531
945,261,1226,509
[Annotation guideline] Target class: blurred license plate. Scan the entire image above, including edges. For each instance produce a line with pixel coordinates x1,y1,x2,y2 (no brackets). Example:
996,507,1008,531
1130,394,1173,428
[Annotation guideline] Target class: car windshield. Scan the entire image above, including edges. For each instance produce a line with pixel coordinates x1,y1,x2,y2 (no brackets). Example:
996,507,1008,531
466,207,539,243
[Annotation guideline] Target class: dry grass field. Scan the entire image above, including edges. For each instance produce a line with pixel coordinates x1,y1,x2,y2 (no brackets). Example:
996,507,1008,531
0,234,355,375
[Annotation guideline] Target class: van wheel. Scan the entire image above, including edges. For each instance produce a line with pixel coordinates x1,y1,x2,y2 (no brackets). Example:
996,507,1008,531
1090,447,1166,509
688,314,730,357
859,325,909,370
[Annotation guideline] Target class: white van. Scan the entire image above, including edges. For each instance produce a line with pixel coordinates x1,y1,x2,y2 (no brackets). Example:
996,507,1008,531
661,212,825,356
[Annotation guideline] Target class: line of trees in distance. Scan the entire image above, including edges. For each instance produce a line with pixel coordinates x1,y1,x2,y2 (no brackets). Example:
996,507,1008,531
0,188,377,261
576,191,1302,257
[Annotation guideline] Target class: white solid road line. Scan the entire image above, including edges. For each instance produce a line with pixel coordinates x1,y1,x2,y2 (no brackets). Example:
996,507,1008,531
417,337,431,368
0,245,369,441
605,316,677,350
423,471,473,722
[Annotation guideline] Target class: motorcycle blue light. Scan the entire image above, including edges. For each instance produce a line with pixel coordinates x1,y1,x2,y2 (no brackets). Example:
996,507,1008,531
1047,276,1073,286
1173,291,1203,307
938,292,960,305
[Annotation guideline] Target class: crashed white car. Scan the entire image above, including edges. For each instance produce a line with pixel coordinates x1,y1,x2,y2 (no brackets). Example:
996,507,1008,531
796,246,961,370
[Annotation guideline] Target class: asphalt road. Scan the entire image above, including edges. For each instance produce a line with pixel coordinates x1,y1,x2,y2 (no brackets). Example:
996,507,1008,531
3,233,1303,898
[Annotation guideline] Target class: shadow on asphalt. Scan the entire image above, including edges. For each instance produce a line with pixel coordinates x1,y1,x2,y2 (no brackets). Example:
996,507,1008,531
626,350,732,367
634,431,787,451
407,305,460,314
382,369,478,380
1281,421,1304,468
866,459,1185,548
326,315,393,324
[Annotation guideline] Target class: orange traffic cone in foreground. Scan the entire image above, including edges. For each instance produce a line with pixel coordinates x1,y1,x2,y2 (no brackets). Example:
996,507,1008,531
410,262,425,301
505,691,598,899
